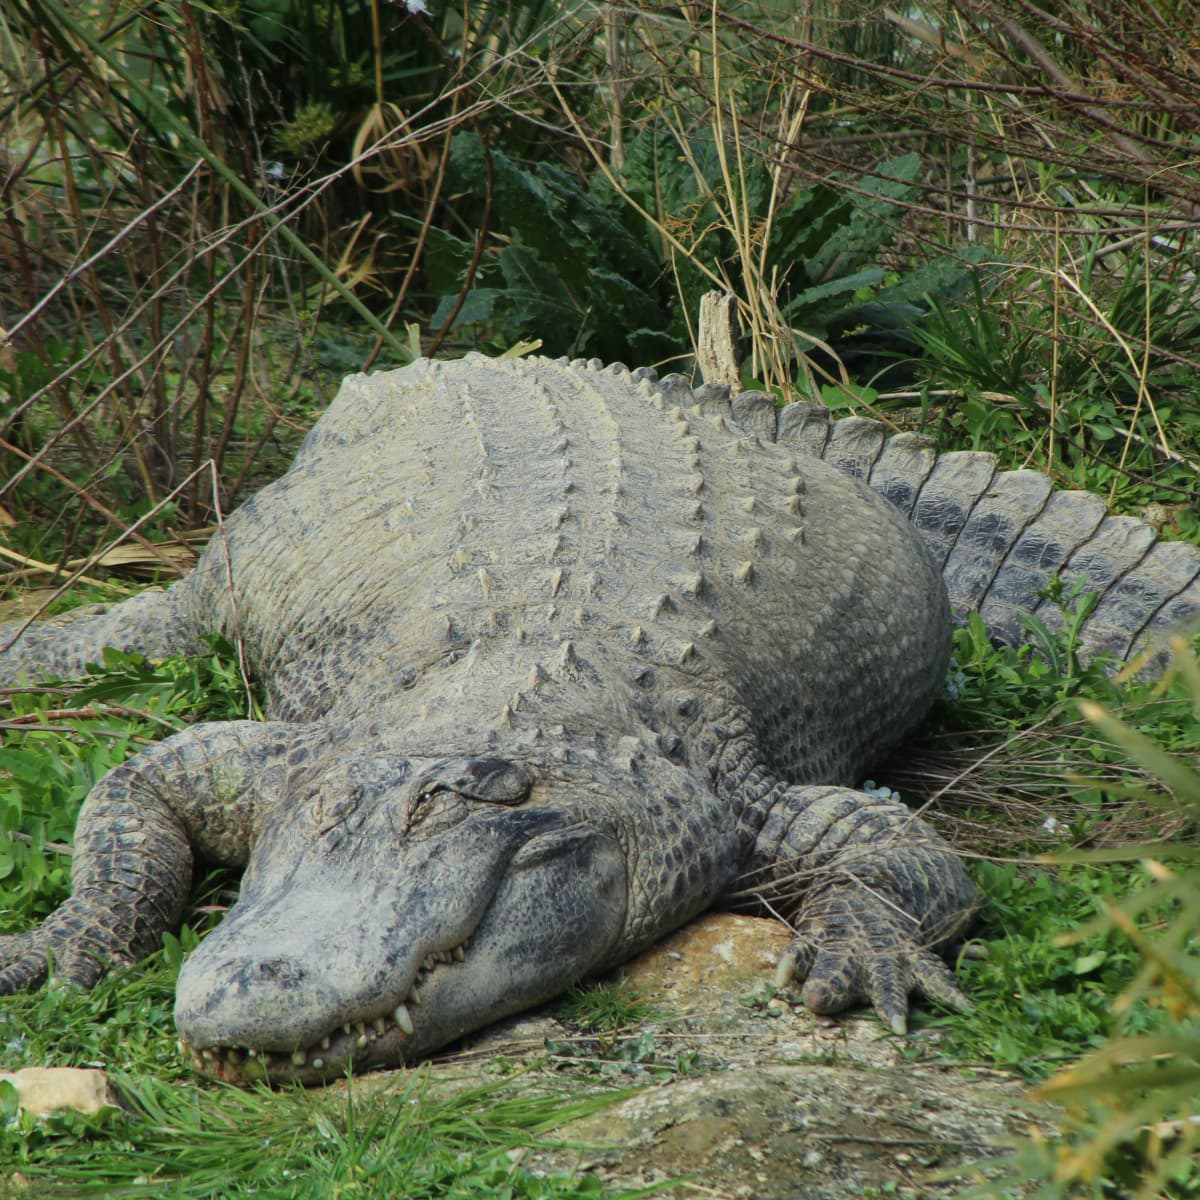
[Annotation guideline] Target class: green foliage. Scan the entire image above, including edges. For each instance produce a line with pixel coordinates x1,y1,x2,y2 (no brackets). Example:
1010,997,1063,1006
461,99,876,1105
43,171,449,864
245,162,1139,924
0,1068,641,1198
548,986,703,1082
0,637,258,927
929,588,1121,739
428,124,980,372
0,936,192,1077
947,651,1200,1197
426,132,672,362
920,861,1159,1079
904,601,1198,1094
556,980,658,1034
616,121,983,372
906,245,1200,522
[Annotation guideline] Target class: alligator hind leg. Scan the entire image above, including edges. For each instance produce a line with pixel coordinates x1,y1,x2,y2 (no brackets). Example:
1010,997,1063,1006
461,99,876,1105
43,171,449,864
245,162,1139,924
737,784,978,1033
0,586,200,685
0,719,303,993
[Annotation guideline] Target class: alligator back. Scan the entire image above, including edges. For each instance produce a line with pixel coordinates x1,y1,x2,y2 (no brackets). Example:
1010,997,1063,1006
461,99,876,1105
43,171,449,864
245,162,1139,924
655,374,1200,664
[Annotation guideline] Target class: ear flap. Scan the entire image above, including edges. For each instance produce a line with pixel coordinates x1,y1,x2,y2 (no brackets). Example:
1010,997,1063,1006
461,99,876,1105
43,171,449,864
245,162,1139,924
413,757,533,805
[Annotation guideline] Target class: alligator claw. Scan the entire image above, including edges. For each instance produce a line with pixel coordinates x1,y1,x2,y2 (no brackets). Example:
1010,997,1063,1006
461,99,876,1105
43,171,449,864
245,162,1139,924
775,889,972,1034
0,930,47,994
0,900,136,995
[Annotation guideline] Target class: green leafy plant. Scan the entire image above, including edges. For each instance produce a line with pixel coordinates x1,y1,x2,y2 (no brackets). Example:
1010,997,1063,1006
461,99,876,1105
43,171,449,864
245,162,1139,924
557,980,658,1034
0,637,259,927
425,131,672,363
949,645,1200,1199
0,1067,642,1198
428,122,981,383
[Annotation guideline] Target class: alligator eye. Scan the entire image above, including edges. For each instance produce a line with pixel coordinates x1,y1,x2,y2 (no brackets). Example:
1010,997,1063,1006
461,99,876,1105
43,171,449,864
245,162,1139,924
413,756,533,806
403,789,469,836
396,757,533,835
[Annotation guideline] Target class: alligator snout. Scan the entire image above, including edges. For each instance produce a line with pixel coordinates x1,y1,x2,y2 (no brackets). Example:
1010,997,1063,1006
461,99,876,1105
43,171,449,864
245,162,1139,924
176,953,347,1052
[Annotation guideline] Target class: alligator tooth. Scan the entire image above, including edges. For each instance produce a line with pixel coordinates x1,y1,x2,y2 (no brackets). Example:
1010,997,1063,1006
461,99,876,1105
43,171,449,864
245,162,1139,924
356,1034,369,1049
311,1058,324,1070
393,1004,414,1036
373,1017,387,1035
320,1037,331,1051
409,988,422,1006
291,1050,307,1067
177,1039,186,1055
343,1023,353,1037
422,955,436,973
453,945,466,962
246,1048,258,1058
201,1049,215,1062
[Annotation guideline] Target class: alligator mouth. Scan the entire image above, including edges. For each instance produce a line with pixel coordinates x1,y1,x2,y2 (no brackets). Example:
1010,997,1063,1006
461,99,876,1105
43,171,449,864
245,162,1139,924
179,938,469,1084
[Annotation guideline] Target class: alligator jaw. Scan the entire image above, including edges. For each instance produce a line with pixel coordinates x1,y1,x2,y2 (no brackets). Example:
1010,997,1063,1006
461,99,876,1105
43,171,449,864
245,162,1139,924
180,943,467,1085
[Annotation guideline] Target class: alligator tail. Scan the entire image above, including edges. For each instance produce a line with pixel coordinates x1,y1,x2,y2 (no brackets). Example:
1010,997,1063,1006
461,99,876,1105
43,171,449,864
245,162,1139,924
654,373,1200,665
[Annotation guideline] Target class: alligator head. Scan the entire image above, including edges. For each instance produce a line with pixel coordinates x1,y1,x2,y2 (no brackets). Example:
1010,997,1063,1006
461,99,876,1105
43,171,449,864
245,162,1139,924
174,753,627,1083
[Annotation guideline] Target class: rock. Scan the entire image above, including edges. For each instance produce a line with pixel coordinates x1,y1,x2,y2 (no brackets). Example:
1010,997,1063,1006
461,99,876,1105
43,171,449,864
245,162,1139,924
406,913,1051,1197
535,1063,1033,1198
0,1067,121,1118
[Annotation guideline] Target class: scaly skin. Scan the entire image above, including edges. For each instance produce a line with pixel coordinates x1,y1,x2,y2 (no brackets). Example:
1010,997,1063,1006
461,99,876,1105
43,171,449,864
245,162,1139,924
1,354,1195,1084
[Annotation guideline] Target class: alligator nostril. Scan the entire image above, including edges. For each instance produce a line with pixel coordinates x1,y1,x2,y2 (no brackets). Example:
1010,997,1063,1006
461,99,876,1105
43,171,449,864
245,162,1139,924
251,959,304,984
210,957,308,993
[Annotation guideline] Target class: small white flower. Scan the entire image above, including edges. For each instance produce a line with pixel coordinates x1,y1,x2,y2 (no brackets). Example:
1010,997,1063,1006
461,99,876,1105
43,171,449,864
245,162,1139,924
1042,816,1059,834
399,0,429,13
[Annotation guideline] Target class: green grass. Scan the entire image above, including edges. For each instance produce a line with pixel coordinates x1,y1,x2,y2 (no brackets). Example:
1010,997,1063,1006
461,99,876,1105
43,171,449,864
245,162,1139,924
903,250,1200,536
555,982,659,1035
892,616,1200,1198
911,861,1161,1079
1,1069,641,1199
906,601,1199,1085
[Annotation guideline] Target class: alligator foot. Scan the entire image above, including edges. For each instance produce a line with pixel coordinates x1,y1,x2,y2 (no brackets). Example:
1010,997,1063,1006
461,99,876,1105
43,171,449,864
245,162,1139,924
774,883,973,1034
0,897,145,992
736,783,980,1033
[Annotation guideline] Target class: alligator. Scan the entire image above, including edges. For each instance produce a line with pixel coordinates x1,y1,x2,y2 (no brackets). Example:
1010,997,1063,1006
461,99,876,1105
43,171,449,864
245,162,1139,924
1,354,1197,1085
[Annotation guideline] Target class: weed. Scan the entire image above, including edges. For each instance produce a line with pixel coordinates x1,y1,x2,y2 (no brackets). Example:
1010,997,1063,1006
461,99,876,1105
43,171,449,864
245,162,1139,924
946,646,1200,1198
0,636,259,928
1,1068,642,1198
556,981,658,1034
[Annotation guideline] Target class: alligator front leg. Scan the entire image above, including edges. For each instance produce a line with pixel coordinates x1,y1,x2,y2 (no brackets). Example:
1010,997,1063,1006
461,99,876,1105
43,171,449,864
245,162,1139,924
739,785,979,1033
0,587,200,685
0,719,300,992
